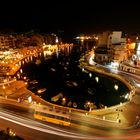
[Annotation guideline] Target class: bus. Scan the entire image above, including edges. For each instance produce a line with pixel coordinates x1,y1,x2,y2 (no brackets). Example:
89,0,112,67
34,110,71,126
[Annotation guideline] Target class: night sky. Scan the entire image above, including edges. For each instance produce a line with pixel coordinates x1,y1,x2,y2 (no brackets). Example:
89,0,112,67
0,1,140,36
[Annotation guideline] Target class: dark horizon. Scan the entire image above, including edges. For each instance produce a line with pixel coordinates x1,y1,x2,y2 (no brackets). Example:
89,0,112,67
0,1,140,37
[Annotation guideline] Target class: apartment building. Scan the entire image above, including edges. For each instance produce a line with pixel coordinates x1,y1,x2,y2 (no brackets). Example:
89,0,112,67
94,31,128,64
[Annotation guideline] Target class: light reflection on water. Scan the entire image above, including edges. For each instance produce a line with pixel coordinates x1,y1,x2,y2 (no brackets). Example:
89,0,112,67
19,51,130,110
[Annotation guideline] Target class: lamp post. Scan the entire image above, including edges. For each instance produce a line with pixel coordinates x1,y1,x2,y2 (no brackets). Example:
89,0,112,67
56,36,59,58
56,36,59,48
61,97,66,105
85,101,94,112
2,85,6,98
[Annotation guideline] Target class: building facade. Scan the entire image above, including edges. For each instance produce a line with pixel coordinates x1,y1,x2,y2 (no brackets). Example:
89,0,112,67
0,35,16,49
94,31,128,64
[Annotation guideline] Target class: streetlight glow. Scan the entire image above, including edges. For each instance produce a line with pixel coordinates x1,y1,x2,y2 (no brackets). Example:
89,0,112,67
114,84,119,90
95,76,99,83
62,97,66,101
3,85,5,89
89,73,92,78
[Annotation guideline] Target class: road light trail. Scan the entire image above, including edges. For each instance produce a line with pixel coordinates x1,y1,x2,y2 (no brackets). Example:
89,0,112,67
0,109,106,140
0,108,140,140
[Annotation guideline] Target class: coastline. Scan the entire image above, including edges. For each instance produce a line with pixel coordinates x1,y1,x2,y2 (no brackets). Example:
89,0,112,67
0,48,137,129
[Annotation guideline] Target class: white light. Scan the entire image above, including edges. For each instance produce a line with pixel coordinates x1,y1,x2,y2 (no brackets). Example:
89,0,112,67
25,82,28,85
125,93,129,99
110,62,119,68
136,43,140,56
95,37,98,40
89,54,95,65
20,69,23,73
56,37,59,43
95,77,99,83
89,73,92,78
76,36,80,39
87,101,90,105
3,85,5,89
28,96,32,103
114,84,119,90
62,98,66,101
82,68,84,72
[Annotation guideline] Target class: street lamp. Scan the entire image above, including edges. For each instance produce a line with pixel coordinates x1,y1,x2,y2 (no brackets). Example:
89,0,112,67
62,97,66,101
55,36,60,58
95,76,99,83
23,76,27,80
87,101,90,106
84,101,95,111
2,85,6,98
24,82,28,86
89,73,92,78
61,97,66,105
114,84,119,91
55,36,59,44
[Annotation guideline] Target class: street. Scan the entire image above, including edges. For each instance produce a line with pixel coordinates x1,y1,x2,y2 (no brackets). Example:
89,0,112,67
0,97,140,140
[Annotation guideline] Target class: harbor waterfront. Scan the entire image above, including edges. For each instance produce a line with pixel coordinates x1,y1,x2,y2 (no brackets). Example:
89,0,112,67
0,45,138,130
21,50,130,110
0,3,140,139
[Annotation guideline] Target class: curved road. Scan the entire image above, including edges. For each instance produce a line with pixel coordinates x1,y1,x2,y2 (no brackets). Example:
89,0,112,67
0,81,140,140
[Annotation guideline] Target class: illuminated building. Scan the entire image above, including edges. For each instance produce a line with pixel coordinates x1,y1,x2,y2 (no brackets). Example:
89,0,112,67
94,31,128,65
0,35,16,49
